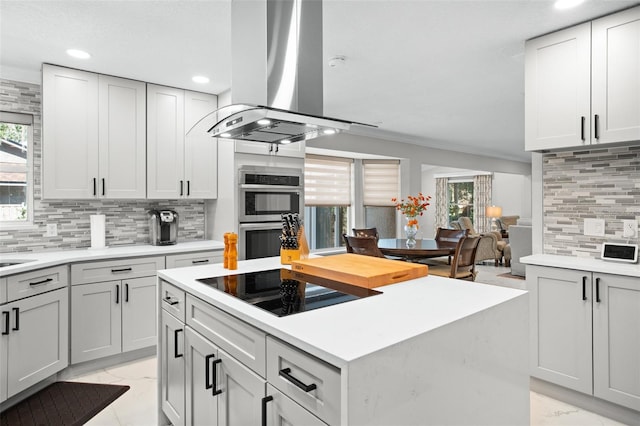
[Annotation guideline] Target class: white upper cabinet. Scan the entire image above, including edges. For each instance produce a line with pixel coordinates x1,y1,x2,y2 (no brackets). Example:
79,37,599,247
42,65,146,199
525,6,640,151
235,140,305,158
147,85,218,199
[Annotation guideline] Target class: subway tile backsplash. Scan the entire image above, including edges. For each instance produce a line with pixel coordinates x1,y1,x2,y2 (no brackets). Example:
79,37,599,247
543,146,640,258
1,78,205,254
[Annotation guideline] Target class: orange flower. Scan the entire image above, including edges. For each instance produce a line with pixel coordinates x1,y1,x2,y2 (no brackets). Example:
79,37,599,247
392,192,432,218
407,218,418,227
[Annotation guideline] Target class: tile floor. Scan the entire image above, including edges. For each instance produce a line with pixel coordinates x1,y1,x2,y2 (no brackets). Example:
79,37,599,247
68,264,626,426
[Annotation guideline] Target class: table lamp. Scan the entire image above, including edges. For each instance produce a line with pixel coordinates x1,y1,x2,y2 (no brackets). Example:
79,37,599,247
486,205,502,232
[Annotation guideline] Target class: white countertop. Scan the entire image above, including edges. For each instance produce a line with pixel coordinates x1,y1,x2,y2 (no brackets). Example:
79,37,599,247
0,240,224,276
158,256,528,368
521,254,640,278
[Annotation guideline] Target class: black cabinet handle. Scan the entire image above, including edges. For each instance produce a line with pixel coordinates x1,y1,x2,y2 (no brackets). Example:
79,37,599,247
111,267,132,273
12,307,19,331
596,277,601,303
125,283,129,303
261,395,274,426
211,358,222,396
594,114,600,140
205,354,215,390
582,276,587,301
2,311,9,335
180,180,184,196
278,368,317,392
187,181,190,196
192,259,210,264
116,284,120,304
163,296,179,306
102,178,105,196
581,116,585,141
93,177,97,196
174,329,183,358
29,277,53,286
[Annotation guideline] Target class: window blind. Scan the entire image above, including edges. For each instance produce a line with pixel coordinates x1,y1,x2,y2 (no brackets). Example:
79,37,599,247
363,160,399,206
304,155,352,206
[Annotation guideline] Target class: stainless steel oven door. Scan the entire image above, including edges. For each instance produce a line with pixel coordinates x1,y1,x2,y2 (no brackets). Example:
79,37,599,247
238,222,283,260
239,185,302,222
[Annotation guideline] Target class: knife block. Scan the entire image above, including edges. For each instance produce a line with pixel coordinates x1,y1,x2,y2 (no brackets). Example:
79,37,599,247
281,226,310,265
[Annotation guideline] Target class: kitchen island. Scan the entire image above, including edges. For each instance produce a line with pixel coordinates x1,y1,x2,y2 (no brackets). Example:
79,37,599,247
157,256,530,425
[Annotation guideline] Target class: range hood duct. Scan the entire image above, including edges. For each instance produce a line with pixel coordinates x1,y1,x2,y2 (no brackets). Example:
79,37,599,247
189,0,371,144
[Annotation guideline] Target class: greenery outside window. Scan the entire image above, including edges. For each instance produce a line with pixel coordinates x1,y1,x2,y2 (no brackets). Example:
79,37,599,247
0,112,33,224
448,180,474,224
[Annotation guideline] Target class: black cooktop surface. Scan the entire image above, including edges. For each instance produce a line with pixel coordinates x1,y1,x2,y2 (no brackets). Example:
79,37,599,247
196,268,381,317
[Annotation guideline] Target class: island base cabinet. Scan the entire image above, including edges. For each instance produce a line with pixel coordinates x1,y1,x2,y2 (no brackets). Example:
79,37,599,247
593,274,640,411
161,309,185,426
185,327,217,426
1,288,69,401
264,384,328,426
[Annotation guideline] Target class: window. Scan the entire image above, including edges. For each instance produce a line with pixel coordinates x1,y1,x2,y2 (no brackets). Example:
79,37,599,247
0,112,32,223
363,160,399,238
448,180,474,224
304,155,352,250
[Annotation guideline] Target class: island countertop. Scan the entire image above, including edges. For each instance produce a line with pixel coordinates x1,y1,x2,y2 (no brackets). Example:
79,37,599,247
158,256,527,368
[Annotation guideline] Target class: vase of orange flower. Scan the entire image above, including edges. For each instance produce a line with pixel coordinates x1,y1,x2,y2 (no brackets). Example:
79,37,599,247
392,192,432,247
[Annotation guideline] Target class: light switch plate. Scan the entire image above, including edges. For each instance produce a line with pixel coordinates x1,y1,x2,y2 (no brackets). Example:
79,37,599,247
45,223,57,237
584,218,605,237
623,220,638,238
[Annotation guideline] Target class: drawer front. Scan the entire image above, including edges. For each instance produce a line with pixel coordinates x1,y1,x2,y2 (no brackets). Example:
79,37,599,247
160,280,185,322
71,256,165,285
266,337,340,425
165,251,222,269
7,265,69,302
186,294,266,377
266,384,328,426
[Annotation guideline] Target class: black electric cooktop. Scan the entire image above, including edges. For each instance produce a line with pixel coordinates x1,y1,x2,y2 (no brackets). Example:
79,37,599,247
196,268,381,317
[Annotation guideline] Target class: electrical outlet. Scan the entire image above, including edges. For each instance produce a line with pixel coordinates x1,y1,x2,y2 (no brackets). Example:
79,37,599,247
45,223,57,237
623,220,638,238
584,218,605,237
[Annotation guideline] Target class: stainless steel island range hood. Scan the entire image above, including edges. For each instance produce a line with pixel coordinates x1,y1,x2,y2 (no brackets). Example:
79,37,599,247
189,0,370,144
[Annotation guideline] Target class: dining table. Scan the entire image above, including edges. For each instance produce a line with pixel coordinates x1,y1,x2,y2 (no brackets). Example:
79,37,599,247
377,238,457,262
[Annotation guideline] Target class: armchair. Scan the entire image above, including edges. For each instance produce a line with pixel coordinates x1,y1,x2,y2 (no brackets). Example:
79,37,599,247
456,217,507,266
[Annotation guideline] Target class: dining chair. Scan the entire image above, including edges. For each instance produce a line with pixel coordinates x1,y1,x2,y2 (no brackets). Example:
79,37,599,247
426,227,468,265
344,235,387,258
428,235,481,281
352,227,379,241
343,233,354,253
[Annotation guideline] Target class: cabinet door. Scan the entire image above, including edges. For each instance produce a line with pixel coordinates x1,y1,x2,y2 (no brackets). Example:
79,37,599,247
42,64,99,199
235,140,305,158
185,91,218,199
593,273,640,411
217,348,266,426
147,84,185,199
98,75,147,198
592,6,640,145
122,276,157,352
6,288,68,398
71,281,122,363
161,309,186,426
527,265,593,394
264,384,327,426
525,23,591,151
185,327,219,426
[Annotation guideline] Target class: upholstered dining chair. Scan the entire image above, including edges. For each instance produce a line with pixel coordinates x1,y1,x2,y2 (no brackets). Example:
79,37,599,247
344,235,387,258
428,235,481,281
352,227,380,240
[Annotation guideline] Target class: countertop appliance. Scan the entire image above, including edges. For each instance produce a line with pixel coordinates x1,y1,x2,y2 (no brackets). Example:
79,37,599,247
196,268,380,317
149,209,178,246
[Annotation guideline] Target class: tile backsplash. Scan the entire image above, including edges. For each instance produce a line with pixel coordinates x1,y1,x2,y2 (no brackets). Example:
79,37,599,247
543,145,640,258
0,78,205,254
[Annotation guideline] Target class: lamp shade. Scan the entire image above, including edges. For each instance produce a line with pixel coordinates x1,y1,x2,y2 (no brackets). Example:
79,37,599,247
486,205,502,218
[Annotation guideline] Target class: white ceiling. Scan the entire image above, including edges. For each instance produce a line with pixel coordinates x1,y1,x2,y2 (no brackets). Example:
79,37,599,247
1,0,638,163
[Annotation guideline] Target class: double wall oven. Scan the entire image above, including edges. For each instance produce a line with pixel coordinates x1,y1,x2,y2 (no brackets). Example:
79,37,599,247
237,166,303,260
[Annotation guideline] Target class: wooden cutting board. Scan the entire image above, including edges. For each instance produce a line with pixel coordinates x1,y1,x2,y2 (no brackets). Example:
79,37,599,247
291,254,428,289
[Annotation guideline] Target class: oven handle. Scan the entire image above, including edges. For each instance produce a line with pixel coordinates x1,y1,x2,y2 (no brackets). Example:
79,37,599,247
239,184,301,191
238,223,283,230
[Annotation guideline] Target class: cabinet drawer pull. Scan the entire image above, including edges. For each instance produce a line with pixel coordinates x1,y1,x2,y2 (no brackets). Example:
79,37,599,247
211,359,222,396
595,277,601,303
261,395,273,426
12,307,19,331
582,276,587,301
279,368,317,392
192,259,210,264
174,329,183,358
205,354,216,390
2,311,9,335
29,277,53,286
163,296,179,306
111,267,133,273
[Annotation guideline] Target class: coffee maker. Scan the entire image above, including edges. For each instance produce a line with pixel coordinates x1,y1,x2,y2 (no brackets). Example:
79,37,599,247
148,210,178,245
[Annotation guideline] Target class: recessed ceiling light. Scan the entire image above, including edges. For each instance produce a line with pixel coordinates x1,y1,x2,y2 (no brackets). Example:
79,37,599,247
280,139,292,144
220,133,231,138
257,119,271,125
323,129,336,135
554,0,584,9
66,49,91,59
192,75,210,84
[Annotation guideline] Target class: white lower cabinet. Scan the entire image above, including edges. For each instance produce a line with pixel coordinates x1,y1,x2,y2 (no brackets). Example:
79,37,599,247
528,265,640,411
165,251,223,269
265,384,327,426
161,308,186,426
0,287,69,402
